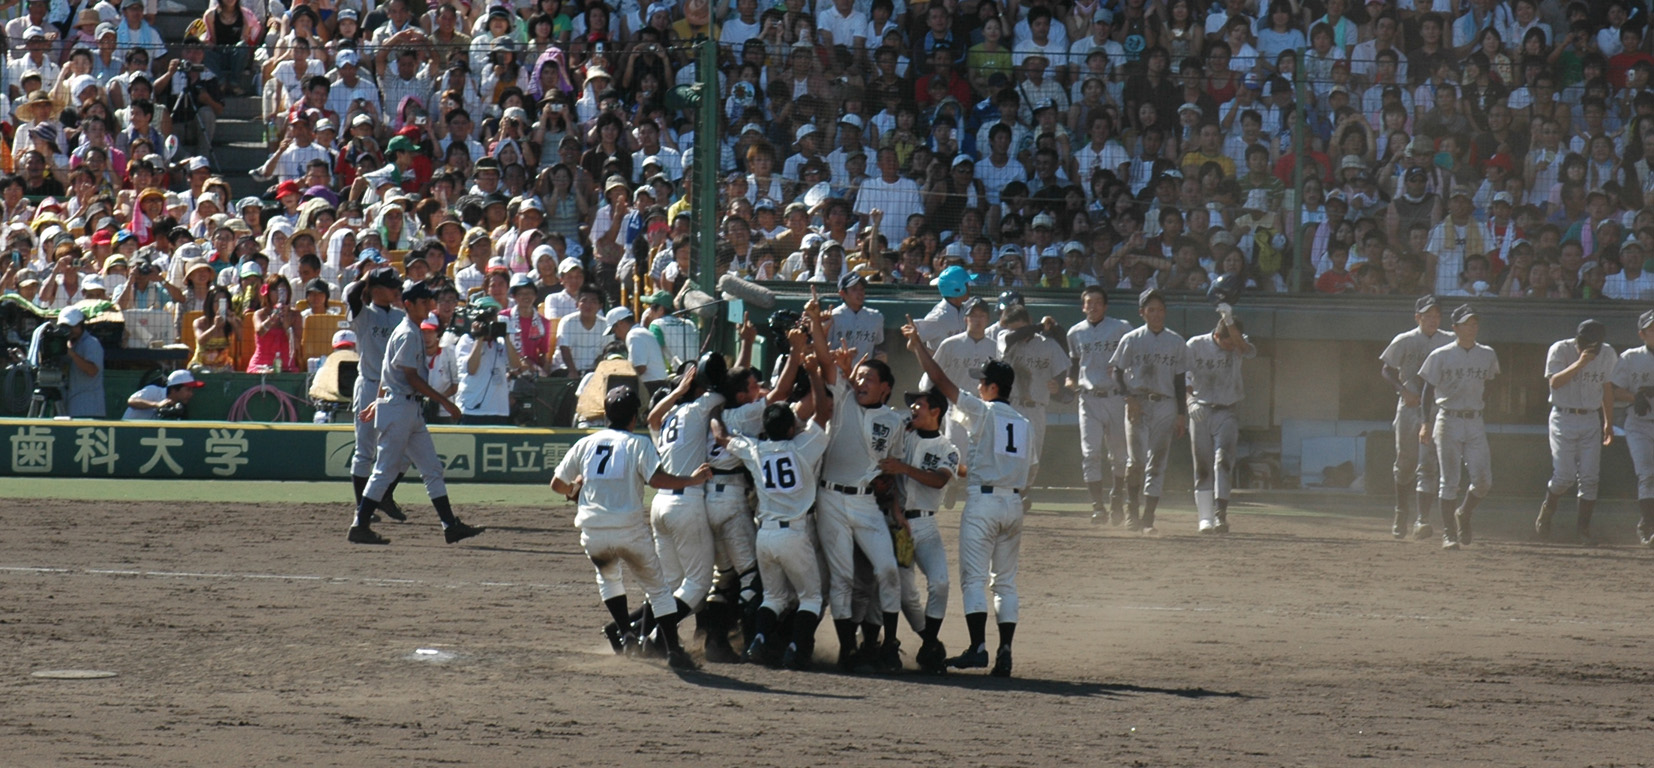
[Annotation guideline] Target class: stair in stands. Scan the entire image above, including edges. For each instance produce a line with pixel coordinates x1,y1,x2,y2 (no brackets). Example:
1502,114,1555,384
149,0,269,200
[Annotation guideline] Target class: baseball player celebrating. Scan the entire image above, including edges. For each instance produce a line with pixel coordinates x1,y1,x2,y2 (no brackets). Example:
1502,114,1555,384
1536,320,1618,544
921,297,998,508
1611,310,1654,547
347,281,486,546
344,263,410,522
878,387,959,676
1417,304,1500,550
552,385,714,670
1109,289,1191,534
1379,296,1453,539
643,359,728,659
713,332,831,670
807,289,909,673
902,317,1031,678
1067,285,1133,524
997,304,1070,513
1185,308,1255,533
826,272,885,362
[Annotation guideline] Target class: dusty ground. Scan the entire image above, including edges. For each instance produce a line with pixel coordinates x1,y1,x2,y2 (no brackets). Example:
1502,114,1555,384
4,492,1654,767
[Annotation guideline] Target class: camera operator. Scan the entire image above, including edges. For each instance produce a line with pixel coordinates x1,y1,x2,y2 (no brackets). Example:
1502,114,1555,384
123,369,205,420
27,308,105,418
158,35,225,160
452,296,522,425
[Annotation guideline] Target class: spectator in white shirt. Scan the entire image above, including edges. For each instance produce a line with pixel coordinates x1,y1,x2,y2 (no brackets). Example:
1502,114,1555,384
325,49,381,123
855,146,923,250
1605,241,1654,301
816,0,867,50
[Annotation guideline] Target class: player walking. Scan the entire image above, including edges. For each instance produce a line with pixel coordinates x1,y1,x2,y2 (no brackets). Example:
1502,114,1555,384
878,387,958,675
902,316,1031,678
1536,320,1617,544
1417,304,1500,550
807,289,908,673
1067,285,1132,524
1185,308,1255,533
1379,296,1453,539
1109,289,1191,534
347,281,485,545
344,263,409,521
1611,311,1654,547
552,385,714,670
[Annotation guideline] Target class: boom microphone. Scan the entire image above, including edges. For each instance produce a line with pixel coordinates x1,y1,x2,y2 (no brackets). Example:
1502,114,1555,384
717,273,777,310
677,289,720,320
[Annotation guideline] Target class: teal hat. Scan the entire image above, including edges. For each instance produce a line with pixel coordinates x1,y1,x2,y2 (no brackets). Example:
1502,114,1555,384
469,295,503,312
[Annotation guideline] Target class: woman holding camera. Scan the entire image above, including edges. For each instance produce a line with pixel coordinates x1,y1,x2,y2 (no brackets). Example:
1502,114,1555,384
453,296,524,425
248,275,300,373
191,286,242,372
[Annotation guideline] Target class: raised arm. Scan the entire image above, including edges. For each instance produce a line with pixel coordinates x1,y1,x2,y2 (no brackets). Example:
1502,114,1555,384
900,313,958,403
648,362,696,432
734,313,757,370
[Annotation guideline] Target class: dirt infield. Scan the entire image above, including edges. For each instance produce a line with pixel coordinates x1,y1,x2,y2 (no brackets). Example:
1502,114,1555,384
5,493,1654,767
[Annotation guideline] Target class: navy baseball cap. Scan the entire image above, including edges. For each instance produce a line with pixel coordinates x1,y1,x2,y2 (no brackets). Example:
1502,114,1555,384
604,384,641,426
903,386,949,417
968,359,1016,393
1577,319,1607,346
401,280,436,302
1138,288,1166,309
1641,310,1654,331
837,272,866,292
367,266,401,288
1415,294,1438,313
1450,304,1477,325
962,296,990,316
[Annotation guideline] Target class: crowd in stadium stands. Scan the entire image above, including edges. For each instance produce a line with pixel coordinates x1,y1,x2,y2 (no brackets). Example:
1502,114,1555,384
4,0,1654,416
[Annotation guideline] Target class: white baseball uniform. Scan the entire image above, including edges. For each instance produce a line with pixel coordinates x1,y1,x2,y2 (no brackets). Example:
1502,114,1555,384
725,420,830,618
951,392,1031,624
1545,339,1617,500
554,428,678,619
827,303,885,362
895,427,957,634
818,379,907,620
1110,325,1192,498
651,392,724,611
1186,330,1255,502
1068,316,1132,488
1418,341,1501,501
922,330,1000,498
707,398,763,605
1611,346,1654,499
1379,327,1453,502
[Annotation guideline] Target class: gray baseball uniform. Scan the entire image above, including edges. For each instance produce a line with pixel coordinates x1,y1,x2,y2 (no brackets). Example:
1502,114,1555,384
362,315,445,504
1611,346,1654,499
1110,325,1191,498
1069,316,1132,487
914,299,968,351
827,303,885,361
1379,327,1453,499
726,421,831,618
999,329,1069,473
1186,330,1255,501
348,294,404,478
1418,342,1501,501
895,428,957,634
652,393,724,611
554,428,678,620
1545,339,1618,500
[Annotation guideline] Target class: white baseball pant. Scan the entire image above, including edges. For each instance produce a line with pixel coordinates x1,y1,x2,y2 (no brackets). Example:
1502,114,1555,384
1079,391,1128,485
580,522,677,618
1127,396,1180,497
816,487,901,619
1623,418,1654,499
898,512,950,634
958,490,1023,623
704,477,758,593
755,518,824,617
1189,402,1239,499
1435,413,1492,501
1548,408,1604,500
650,489,716,611
1394,402,1440,494
363,397,444,502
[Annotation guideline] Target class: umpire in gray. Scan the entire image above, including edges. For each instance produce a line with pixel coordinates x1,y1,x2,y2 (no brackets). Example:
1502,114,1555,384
1536,320,1618,544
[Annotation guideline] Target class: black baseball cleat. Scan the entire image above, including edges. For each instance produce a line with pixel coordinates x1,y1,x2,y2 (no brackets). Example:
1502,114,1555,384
915,639,948,675
837,646,860,674
1455,509,1473,546
604,625,624,655
1214,512,1230,534
704,633,744,664
782,643,813,671
744,638,780,668
620,632,641,658
666,648,700,671
947,645,989,670
347,526,390,545
368,513,382,524
1090,511,1104,525
877,640,903,674
990,648,1013,678
380,502,408,522
443,521,486,544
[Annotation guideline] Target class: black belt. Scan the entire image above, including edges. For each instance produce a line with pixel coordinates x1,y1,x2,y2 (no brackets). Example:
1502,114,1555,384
711,482,745,492
820,480,873,495
977,485,1022,495
402,394,418,401
1138,393,1167,402
1555,407,1599,415
1081,387,1118,397
1195,402,1232,411
763,512,811,529
904,509,935,519
665,488,687,496
1444,409,1482,419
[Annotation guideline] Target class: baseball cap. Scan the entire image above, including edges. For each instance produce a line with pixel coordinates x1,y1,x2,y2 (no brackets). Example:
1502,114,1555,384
931,264,968,297
359,247,387,265
968,359,1016,393
238,261,264,279
951,154,975,169
351,112,375,128
186,156,210,172
24,25,45,40
401,280,436,302
604,306,635,327
643,290,674,309
336,49,360,67
305,278,331,296
903,387,949,416
83,274,106,292
962,296,990,316
1039,245,1062,262
1577,319,1607,346
58,307,86,327
1138,287,1165,309
1414,294,1438,314
604,384,641,426
367,266,401,288
837,272,866,292
1641,310,1654,331
276,179,303,199
795,123,817,143
385,135,416,155
166,370,206,389
1031,212,1055,230
1450,304,1477,325
420,318,441,331
509,273,535,292
557,257,583,275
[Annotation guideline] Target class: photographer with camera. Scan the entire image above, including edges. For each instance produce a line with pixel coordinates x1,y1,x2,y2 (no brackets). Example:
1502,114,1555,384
453,295,522,425
27,307,105,418
158,35,225,161
123,369,206,420
115,255,183,311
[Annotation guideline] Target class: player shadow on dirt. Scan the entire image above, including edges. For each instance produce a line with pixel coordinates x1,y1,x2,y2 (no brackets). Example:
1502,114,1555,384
669,670,868,699
464,544,589,556
892,673,1251,699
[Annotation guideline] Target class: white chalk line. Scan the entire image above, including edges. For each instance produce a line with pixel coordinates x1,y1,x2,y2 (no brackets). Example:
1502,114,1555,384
1094,602,1644,629
0,565,566,591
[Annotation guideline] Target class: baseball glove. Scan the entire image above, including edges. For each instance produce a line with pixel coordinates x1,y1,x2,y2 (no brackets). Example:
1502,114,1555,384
1637,387,1654,417
890,522,915,568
